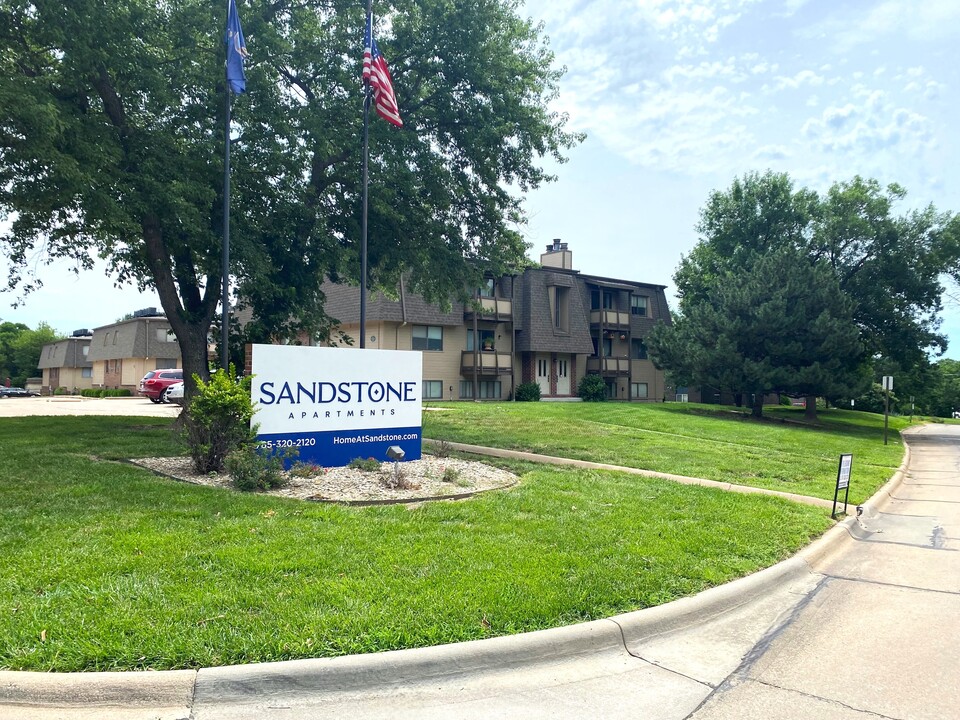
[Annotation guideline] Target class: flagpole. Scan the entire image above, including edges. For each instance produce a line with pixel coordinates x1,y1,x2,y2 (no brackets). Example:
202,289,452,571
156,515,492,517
221,88,232,371
360,2,373,350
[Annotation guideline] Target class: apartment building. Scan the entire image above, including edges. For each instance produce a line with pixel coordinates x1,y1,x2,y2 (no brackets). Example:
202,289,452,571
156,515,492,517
86,309,181,390
320,241,671,401
37,330,94,394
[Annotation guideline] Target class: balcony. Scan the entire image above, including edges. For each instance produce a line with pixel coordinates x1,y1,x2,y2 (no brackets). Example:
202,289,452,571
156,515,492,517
589,309,630,330
586,356,630,376
464,297,513,322
461,350,514,376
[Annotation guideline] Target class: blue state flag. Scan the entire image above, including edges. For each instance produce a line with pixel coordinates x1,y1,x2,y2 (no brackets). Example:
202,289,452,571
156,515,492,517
225,0,248,94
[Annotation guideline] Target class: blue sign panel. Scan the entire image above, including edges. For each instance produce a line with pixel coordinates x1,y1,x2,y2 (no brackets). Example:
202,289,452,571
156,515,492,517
258,427,422,467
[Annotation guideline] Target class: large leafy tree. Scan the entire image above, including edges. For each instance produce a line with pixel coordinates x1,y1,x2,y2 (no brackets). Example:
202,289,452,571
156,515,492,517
812,177,953,367
651,171,953,418
673,171,819,306
0,321,60,386
0,0,581,386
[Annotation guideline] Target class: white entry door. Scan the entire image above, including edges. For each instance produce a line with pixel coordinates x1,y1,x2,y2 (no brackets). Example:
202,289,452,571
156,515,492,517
536,353,551,395
556,356,570,395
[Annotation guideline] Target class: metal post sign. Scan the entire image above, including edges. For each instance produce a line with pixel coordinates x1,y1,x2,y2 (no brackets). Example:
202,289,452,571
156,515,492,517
832,453,853,518
251,344,423,467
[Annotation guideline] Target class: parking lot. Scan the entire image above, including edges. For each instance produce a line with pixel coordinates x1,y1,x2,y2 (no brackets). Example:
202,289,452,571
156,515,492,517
0,396,181,418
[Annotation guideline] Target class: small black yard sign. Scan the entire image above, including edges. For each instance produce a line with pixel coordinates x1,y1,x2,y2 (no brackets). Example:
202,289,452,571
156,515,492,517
832,453,853,518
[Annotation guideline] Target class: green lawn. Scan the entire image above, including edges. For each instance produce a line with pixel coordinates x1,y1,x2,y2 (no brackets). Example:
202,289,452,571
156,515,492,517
424,402,911,503
0,415,832,672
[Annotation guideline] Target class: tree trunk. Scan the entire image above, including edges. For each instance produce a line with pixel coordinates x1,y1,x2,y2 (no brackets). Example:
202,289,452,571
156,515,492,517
176,324,213,395
751,393,764,418
141,216,219,400
804,395,818,421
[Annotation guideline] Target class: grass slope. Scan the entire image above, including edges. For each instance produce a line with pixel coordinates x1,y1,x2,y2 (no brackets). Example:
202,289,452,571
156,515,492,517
0,415,830,671
424,402,910,503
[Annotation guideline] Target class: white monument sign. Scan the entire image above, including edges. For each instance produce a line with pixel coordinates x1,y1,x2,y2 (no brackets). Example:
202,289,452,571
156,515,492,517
251,344,423,467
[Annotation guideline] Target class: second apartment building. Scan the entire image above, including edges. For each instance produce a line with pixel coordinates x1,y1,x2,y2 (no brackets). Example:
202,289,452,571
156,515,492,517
321,241,671,402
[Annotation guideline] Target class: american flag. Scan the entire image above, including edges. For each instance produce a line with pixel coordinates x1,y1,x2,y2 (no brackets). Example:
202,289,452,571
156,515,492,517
363,13,402,127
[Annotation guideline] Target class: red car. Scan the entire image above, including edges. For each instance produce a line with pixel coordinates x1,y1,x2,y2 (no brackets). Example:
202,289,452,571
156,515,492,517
138,369,183,403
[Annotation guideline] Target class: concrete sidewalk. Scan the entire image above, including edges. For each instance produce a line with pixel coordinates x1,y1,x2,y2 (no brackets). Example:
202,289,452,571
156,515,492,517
690,424,960,719
3,426,955,719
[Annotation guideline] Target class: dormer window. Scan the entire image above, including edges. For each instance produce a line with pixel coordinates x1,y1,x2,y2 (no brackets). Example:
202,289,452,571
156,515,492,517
552,287,570,331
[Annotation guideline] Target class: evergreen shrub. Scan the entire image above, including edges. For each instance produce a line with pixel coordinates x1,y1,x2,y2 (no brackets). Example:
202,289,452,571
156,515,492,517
578,374,607,402
515,382,541,402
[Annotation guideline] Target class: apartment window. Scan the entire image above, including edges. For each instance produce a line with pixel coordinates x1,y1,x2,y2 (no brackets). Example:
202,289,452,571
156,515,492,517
82,345,89,357
537,358,549,377
412,325,443,351
112,331,118,345
631,296,648,316
156,358,178,369
466,329,496,351
590,290,614,310
478,278,495,298
459,380,502,399
632,339,648,359
423,380,443,400
81,367,93,378
550,286,570,332
631,382,649,399
676,393,689,402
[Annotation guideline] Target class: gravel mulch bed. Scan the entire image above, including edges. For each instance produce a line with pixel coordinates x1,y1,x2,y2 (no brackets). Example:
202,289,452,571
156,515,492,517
132,455,518,505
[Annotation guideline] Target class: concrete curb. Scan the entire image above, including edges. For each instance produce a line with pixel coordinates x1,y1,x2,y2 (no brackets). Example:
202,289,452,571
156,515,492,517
1,438,913,712
193,618,625,704
854,429,912,521
0,669,196,715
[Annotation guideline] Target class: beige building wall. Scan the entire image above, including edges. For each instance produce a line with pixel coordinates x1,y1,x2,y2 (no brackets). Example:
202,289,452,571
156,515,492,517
50,367,94,392
91,362,106,387
122,359,152,387
630,360,662,401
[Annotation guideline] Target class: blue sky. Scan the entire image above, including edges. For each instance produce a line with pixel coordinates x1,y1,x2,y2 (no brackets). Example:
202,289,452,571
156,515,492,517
3,0,960,357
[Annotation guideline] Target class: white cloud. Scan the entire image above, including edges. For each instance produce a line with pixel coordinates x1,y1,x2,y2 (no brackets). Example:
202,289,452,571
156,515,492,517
752,144,791,161
774,69,825,90
802,0,960,50
781,0,812,16
801,95,935,158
